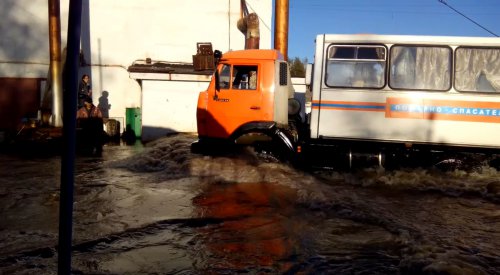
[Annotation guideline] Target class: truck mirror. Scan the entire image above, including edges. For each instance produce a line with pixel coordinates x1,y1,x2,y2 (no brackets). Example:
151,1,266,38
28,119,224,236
215,68,221,92
305,63,313,85
213,50,222,94
214,50,222,66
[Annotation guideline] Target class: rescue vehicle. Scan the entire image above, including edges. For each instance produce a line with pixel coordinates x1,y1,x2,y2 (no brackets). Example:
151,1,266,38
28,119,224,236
194,34,500,168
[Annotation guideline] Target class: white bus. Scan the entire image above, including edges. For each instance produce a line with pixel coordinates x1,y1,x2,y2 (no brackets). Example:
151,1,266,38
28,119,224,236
308,34,500,153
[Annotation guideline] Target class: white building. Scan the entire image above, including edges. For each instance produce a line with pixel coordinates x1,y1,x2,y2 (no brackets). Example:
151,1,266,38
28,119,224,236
0,0,273,141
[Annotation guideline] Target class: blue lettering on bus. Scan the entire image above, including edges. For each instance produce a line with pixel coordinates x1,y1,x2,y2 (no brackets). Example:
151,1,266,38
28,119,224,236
390,104,500,117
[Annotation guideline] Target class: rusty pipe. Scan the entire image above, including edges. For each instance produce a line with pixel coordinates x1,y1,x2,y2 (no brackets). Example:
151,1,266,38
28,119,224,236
274,0,289,60
244,12,260,49
237,13,260,49
237,0,260,49
48,0,63,127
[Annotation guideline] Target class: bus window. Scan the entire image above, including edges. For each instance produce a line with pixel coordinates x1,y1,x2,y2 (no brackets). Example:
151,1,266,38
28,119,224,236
389,46,451,91
455,47,500,93
332,46,356,59
325,45,386,89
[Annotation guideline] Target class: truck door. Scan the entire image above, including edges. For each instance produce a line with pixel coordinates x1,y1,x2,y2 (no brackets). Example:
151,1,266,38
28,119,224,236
206,64,262,138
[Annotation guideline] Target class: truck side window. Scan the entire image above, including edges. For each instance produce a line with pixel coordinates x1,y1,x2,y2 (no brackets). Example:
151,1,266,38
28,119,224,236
219,64,231,89
232,65,258,90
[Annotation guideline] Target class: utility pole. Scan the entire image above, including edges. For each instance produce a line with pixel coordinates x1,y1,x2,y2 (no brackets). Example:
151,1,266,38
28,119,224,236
58,0,82,273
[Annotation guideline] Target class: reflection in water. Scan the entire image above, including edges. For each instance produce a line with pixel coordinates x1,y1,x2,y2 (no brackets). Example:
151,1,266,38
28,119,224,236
0,134,499,274
192,181,302,273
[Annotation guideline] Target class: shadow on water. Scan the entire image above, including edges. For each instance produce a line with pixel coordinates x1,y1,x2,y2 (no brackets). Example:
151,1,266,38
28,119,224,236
1,133,500,274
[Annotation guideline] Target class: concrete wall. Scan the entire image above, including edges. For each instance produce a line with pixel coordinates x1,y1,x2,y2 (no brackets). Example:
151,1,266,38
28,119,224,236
0,1,60,78
0,0,272,133
140,76,211,141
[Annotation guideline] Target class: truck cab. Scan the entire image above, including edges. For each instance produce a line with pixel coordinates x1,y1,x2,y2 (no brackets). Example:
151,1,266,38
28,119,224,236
196,49,297,152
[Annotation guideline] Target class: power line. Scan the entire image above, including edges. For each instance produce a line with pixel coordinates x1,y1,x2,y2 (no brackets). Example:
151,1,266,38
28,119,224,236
438,0,498,37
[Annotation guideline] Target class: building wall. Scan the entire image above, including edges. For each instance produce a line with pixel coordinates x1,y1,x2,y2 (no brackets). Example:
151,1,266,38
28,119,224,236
0,78,41,129
0,1,56,79
140,76,211,141
0,0,272,133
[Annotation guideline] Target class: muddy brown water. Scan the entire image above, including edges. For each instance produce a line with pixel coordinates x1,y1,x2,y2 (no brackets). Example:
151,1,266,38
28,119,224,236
1,134,499,274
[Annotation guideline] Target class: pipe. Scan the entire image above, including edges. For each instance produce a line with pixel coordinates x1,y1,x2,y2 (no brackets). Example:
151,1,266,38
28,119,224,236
48,0,63,127
237,0,260,49
274,0,289,61
245,13,260,49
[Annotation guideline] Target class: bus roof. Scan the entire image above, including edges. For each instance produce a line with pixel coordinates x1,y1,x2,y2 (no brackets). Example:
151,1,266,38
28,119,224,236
319,34,500,46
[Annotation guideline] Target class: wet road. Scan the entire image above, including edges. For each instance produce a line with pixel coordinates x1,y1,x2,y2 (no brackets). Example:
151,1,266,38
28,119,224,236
1,134,500,274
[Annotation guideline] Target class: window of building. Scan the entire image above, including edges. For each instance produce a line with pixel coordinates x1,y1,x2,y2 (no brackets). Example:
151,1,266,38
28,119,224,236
455,47,500,93
325,45,386,89
389,46,451,91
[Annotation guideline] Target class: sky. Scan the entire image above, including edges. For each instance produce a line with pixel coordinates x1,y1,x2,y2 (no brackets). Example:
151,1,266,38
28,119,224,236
278,0,500,61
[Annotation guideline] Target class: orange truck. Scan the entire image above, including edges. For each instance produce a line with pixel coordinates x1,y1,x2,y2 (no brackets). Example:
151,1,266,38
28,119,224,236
194,49,301,160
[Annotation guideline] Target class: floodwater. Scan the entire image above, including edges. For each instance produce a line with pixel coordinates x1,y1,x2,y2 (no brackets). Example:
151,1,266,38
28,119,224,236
1,134,500,274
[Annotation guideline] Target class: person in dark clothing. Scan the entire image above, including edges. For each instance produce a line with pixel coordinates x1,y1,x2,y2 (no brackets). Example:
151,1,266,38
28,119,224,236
77,97,104,156
78,74,92,109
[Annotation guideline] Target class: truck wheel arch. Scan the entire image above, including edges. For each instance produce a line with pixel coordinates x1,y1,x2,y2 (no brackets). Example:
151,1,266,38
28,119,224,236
230,121,296,160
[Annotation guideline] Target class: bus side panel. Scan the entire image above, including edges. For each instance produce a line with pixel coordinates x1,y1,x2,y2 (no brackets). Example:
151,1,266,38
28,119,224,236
309,34,326,139
315,90,500,149
311,34,500,149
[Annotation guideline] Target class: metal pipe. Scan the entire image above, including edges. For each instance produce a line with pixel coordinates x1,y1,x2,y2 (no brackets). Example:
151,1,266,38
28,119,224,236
49,0,63,127
228,0,231,50
58,0,82,273
274,0,289,60
245,12,260,49
0,60,49,65
237,0,260,49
